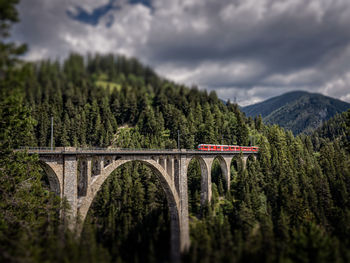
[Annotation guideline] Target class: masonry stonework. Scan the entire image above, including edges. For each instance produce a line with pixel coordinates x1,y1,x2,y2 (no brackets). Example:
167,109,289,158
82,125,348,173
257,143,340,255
31,149,257,262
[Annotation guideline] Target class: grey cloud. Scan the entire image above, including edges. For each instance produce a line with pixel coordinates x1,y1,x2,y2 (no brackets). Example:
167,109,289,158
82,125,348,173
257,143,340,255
149,0,350,104
10,0,350,105
146,0,350,71
12,0,86,60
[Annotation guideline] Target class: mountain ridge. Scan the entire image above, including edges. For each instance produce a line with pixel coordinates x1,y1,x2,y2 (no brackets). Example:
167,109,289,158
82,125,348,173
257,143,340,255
242,90,350,134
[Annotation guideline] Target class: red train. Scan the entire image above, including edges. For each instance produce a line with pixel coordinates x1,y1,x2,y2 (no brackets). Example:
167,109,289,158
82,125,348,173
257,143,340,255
197,144,259,152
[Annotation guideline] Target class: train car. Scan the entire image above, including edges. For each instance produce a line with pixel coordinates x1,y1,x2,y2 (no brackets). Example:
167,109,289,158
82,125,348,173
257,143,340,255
197,144,259,152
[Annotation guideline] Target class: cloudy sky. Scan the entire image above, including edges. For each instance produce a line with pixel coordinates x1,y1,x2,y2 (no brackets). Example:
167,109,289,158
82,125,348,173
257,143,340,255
11,0,350,106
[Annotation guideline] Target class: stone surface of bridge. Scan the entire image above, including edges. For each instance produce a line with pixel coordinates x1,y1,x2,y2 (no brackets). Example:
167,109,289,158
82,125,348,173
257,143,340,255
23,147,257,262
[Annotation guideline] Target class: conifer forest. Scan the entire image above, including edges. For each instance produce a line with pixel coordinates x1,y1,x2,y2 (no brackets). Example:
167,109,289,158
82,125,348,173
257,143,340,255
1,1,350,262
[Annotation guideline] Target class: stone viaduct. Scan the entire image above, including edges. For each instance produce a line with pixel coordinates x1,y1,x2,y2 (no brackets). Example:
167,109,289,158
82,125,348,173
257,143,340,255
24,147,257,262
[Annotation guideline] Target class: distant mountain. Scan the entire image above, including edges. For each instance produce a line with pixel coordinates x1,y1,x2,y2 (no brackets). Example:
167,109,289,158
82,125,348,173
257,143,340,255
242,91,350,134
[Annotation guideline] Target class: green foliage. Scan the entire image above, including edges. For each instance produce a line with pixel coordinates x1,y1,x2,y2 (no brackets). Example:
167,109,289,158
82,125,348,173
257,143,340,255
0,84,62,263
0,88,36,151
0,0,27,75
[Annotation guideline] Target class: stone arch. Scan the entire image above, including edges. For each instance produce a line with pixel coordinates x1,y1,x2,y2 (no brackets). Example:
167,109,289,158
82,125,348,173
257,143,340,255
186,156,210,207
186,157,202,215
39,161,61,196
78,157,181,261
230,155,244,180
211,155,229,194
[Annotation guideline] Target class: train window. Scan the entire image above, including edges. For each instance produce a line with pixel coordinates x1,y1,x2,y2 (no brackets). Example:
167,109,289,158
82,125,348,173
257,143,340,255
223,147,229,150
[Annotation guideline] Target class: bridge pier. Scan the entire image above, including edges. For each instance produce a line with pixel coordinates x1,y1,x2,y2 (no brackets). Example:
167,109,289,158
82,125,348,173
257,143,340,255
242,156,248,170
199,157,212,207
222,156,233,190
179,153,190,252
167,157,174,180
63,155,78,228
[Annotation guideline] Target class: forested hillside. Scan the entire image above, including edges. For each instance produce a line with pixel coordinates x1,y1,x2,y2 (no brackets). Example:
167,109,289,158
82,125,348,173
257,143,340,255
242,91,350,135
21,53,250,149
1,2,350,262
0,53,349,263
311,111,350,148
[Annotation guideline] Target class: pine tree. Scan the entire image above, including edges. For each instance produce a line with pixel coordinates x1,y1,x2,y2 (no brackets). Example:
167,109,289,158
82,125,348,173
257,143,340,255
0,0,27,77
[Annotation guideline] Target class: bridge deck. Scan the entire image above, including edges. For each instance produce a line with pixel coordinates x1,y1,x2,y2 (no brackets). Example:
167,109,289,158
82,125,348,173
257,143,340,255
17,147,258,155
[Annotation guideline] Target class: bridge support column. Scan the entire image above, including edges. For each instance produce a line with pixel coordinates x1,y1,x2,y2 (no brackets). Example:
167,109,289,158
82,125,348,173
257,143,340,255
174,158,180,194
200,157,212,206
63,155,78,228
242,156,248,170
86,158,92,193
223,156,233,191
179,154,190,253
167,157,173,180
